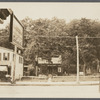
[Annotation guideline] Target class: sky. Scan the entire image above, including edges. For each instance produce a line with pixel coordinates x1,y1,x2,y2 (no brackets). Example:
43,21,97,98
0,3,100,28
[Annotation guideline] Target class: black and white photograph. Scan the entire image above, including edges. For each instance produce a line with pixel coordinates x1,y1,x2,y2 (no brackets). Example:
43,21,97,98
0,2,100,98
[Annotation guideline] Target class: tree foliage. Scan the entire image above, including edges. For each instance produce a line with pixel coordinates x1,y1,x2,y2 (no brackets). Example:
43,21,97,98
0,17,100,75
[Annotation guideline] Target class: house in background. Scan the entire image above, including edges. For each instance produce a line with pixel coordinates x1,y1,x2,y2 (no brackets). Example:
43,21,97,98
35,55,62,76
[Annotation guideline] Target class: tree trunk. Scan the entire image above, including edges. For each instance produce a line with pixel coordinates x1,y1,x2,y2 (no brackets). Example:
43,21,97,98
97,59,100,73
83,63,86,76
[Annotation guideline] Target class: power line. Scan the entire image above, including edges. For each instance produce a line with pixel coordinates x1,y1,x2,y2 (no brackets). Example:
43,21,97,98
1,35,100,38
24,35,100,38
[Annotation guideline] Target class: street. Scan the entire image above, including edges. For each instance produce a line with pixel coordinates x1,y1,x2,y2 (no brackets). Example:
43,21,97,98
0,85,100,98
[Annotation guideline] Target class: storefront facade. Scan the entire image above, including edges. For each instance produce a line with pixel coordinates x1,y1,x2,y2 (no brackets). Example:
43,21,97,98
36,55,62,76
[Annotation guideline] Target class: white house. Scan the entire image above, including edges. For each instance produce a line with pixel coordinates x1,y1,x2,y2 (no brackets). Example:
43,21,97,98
0,47,23,80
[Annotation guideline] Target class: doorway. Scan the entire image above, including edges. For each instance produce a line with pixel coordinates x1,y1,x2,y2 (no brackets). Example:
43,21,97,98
48,67,52,74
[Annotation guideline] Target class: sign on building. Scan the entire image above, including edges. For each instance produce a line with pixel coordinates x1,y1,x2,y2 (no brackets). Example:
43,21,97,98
10,13,24,49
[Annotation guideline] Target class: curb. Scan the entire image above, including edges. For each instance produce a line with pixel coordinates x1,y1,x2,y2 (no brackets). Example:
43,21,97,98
0,82,99,86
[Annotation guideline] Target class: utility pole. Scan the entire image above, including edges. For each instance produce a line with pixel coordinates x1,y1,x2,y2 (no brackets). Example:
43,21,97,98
12,45,17,84
99,69,100,93
35,55,38,76
76,36,80,84
98,61,100,93
36,65,38,76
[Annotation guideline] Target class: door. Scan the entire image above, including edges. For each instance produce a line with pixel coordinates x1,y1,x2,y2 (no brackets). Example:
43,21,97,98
48,67,52,74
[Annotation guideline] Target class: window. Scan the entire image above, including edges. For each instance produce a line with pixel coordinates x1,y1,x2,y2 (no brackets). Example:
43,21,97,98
24,67,27,71
8,53,10,60
21,58,23,64
38,68,40,72
58,67,61,72
13,54,15,61
3,53,10,61
0,53,1,61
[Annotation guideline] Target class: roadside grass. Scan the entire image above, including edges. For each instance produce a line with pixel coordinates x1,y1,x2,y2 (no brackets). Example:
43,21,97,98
20,75,100,82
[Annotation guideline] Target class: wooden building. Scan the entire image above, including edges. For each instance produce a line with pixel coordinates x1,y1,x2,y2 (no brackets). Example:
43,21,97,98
35,55,62,76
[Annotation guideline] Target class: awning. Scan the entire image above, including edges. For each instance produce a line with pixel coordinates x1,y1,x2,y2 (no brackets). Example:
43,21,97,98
0,66,7,71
